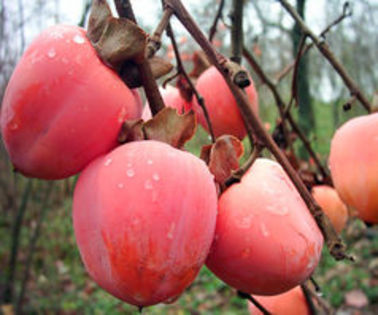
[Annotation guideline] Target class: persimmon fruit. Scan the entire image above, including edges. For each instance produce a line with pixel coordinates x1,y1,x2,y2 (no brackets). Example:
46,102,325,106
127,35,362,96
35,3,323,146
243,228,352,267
329,113,378,224
206,158,323,295
0,25,142,179
73,140,218,306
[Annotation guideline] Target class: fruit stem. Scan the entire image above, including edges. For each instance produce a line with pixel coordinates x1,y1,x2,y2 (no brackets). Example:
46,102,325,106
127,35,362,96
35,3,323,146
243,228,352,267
237,291,272,315
114,0,165,116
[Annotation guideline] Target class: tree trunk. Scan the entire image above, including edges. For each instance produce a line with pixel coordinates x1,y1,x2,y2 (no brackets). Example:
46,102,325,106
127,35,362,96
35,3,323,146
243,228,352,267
291,0,314,159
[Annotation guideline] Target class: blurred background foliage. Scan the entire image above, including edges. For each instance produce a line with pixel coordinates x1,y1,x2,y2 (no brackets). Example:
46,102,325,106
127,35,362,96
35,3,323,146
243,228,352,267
0,0,377,314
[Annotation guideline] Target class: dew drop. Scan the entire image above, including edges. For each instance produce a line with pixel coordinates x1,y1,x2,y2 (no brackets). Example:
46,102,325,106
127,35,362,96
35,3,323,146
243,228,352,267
242,248,251,257
167,223,175,239
239,215,252,229
9,122,19,130
152,173,160,181
126,169,135,177
118,107,127,123
144,179,153,190
147,159,153,165
61,57,69,64
104,158,112,166
127,162,132,168
117,183,124,189
73,34,85,44
152,191,158,202
260,222,270,237
47,48,56,59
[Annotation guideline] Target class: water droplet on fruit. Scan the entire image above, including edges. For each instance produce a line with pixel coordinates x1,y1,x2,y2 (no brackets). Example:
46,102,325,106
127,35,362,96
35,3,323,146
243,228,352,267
132,218,140,225
118,107,127,123
167,223,175,239
242,248,251,257
47,48,56,58
266,205,289,216
117,183,124,189
9,122,19,130
104,158,112,166
127,162,132,168
152,191,158,202
73,34,85,44
144,179,153,190
147,159,153,165
239,215,252,228
152,173,160,181
126,169,135,177
260,222,270,237
61,57,69,64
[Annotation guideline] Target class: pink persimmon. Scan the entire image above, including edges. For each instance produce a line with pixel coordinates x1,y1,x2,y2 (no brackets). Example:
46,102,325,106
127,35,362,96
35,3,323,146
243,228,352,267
312,185,348,233
329,113,378,224
73,140,218,306
0,25,142,179
142,85,193,121
193,66,259,139
248,286,310,315
206,158,323,295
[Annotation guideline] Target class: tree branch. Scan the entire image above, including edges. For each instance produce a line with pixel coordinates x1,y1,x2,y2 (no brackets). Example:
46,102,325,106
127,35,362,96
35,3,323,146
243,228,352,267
277,0,371,113
166,23,216,143
208,0,225,42
230,0,243,64
165,0,349,261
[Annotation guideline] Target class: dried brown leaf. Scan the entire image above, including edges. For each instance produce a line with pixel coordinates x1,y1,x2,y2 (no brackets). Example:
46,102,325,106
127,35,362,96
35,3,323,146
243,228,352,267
143,107,196,149
87,0,147,69
118,119,144,143
208,135,244,184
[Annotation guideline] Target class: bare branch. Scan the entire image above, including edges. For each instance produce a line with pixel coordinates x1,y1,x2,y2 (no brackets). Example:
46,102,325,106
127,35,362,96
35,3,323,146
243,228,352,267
277,0,372,113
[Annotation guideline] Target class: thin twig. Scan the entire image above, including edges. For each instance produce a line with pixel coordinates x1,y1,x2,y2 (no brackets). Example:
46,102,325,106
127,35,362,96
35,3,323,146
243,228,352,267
301,284,318,315
237,291,272,315
208,0,225,42
243,47,330,182
146,7,173,58
275,1,352,84
15,182,54,314
277,0,371,113
2,179,33,304
225,144,263,187
166,23,216,143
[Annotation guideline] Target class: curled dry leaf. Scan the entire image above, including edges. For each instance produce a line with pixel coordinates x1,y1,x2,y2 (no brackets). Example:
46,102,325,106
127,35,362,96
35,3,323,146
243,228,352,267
119,108,196,149
144,107,196,149
87,0,147,68
118,119,144,143
201,135,244,184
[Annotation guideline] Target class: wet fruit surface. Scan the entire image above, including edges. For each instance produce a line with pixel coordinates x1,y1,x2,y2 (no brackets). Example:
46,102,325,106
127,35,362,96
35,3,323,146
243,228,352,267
1,25,142,179
206,158,323,295
73,140,218,306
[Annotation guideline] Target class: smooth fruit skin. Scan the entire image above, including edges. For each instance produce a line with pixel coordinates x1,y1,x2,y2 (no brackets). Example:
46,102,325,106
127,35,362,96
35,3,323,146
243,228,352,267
73,140,217,306
329,113,378,224
206,158,323,295
0,25,142,179
142,85,193,120
194,66,259,139
312,185,348,233
248,286,310,315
